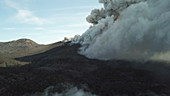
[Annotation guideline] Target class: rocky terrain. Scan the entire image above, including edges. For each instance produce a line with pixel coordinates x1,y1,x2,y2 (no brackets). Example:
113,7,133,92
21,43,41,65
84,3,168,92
0,41,170,96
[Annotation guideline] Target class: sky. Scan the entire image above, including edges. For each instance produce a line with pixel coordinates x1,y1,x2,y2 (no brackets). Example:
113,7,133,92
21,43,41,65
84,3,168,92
0,0,102,44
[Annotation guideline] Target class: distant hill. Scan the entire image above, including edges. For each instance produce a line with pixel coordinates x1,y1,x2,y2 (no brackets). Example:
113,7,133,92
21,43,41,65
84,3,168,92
0,38,65,67
0,39,64,58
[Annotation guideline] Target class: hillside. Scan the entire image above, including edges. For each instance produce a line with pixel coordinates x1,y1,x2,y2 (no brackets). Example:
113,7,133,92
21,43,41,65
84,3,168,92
0,57,28,67
0,42,170,96
0,39,65,67
0,39,64,58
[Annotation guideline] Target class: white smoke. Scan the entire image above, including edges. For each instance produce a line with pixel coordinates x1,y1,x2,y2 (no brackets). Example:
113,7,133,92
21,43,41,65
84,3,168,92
24,86,167,96
72,0,170,61
24,86,96,96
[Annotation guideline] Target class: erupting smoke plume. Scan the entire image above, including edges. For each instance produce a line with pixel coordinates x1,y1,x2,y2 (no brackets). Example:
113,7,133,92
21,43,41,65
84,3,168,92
72,0,170,61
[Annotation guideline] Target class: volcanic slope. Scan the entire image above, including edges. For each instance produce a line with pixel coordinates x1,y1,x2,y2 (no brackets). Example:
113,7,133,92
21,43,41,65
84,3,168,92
0,42,170,96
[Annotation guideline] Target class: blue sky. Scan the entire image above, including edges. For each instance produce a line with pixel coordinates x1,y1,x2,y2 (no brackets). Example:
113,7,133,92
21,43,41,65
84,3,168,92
0,0,102,44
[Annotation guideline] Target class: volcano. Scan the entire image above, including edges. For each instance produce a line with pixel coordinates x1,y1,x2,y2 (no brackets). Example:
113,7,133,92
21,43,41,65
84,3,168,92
1,0,170,96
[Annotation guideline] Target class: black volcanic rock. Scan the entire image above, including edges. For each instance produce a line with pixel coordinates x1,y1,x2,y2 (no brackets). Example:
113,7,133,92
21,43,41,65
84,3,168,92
0,42,170,96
